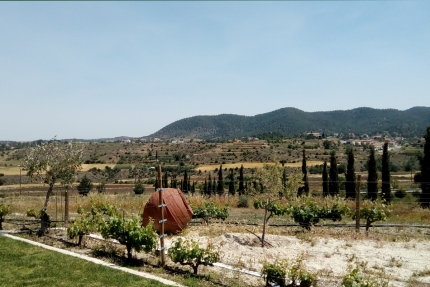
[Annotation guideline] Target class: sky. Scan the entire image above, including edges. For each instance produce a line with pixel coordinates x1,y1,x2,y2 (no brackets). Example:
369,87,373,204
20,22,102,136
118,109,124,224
1,1,429,141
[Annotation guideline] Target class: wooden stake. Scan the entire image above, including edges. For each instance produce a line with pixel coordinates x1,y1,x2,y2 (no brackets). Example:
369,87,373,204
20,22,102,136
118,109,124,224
64,187,69,226
355,175,361,233
157,165,165,266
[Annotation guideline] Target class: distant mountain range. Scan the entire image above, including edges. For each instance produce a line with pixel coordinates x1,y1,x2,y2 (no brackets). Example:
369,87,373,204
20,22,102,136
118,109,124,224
150,107,430,139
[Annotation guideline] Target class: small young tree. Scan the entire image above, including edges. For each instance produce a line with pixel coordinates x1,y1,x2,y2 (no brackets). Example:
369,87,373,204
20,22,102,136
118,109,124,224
354,199,391,233
77,175,93,196
367,146,378,201
345,147,356,199
99,215,158,259
419,126,430,208
329,150,339,196
133,179,145,194
322,161,329,197
252,163,302,247
22,139,83,234
381,142,392,202
0,203,11,230
168,238,220,275
67,207,97,245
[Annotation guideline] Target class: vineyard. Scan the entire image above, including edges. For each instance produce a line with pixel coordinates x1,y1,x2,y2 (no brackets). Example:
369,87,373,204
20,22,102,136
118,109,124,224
1,188,430,287
1,131,430,287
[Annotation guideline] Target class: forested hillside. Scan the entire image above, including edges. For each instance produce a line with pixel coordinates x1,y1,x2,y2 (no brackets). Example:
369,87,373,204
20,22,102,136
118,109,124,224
150,107,430,139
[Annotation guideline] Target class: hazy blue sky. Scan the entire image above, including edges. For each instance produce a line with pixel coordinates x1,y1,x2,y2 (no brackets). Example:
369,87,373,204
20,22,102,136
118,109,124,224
1,1,429,141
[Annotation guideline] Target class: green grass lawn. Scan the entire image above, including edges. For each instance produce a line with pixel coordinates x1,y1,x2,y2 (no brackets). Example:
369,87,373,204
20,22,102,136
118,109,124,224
0,236,169,287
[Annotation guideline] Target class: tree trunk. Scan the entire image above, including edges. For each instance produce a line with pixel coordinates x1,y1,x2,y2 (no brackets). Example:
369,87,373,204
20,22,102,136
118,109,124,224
366,219,371,234
0,217,3,230
126,243,132,259
78,235,83,246
42,182,55,212
65,188,69,225
193,264,199,275
261,199,269,248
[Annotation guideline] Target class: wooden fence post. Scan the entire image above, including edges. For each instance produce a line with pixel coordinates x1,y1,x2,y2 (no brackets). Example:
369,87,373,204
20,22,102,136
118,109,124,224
356,175,361,233
157,165,166,266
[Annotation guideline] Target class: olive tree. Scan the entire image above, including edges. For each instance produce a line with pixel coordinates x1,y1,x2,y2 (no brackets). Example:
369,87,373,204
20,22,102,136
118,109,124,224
22,139,83,234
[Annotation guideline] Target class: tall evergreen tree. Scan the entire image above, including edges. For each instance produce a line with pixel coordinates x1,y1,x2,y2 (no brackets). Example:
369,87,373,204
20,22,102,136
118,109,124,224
367,145,378,201
217,164,224,195
183,169,188,192
207,173,212,195
345,147,356,199
381,142,392,202
298,149,309,196
212,179,216,195
322,160,329,197
329,150,339,196
228,169,235,196
162,171,168,189
420,127,430,208
203,178,208,196
282,167,288,196
172,175,177,188
238,164,245,195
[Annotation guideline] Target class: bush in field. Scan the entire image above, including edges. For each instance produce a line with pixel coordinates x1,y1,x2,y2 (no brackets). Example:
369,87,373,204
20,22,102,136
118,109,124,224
192,202,229,224
67,207,98,245
168,238,220,275
77,175,93,196
261,255,317,287
133,179,145,194
0,203,11,230
99,215,158,259
342,265,389,287
261,260,288,287
353,199,391,233
96,181,106,193
237,195,249,208
287,196,350,231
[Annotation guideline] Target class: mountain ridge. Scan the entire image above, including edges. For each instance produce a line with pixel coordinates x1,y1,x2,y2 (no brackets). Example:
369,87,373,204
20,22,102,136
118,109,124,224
150,106,430,139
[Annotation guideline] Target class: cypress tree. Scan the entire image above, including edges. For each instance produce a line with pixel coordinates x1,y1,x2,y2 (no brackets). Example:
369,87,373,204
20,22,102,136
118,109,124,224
172,175,177,188
212,179,216,195
208,173,212,195
299,149,309,196
322,160,329,197
381,142,391,202
238,164,245,195
345,147,356,199
217,164,224,195
367,145,378,201
329,150,339,196
163,171,168,188
420,127,430,208
282,167,288,197
183,169,188,192
228,169,235,196
204,179,208,196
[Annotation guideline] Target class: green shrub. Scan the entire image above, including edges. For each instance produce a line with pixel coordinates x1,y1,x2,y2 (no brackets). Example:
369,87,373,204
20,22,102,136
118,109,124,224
77,175,93,196
133,180,145,195
261,261,287,287
237,195,249,208
168,238,220,275
394,189,407,199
